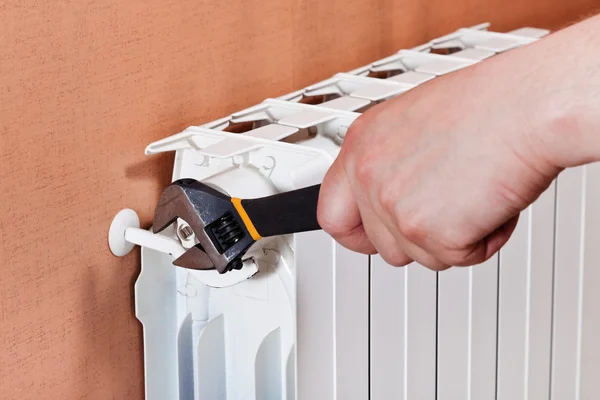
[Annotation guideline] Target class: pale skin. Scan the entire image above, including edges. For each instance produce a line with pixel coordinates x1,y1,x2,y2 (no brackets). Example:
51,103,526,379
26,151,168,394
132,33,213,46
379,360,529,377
317,14,600,271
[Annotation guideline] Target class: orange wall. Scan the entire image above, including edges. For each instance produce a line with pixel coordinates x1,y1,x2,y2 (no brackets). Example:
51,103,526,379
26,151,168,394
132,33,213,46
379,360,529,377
1,0,597,398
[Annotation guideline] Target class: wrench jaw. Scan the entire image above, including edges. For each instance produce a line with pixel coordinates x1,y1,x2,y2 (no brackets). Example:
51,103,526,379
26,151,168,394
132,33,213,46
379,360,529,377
152,183,197,235
173,245,215,270
152,179,256,274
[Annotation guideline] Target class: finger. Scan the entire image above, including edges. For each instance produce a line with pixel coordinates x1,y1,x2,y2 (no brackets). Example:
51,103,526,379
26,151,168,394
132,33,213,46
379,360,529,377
446,214,520,267
445,214,520,267
318,160,377,254
484,214,520,260
400,242,451,271
349,172,445,270
385,228,451,271
332,223,378,254
364,185,497,270
357,200,413,266
361,193,451,270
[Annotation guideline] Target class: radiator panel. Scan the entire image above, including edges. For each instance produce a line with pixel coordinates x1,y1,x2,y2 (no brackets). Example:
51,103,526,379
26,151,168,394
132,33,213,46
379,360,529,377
551,166,585,398
578,164,600,398
437,255,499,400
295,231,336,400
370,260,438,400
335,245,370,400
496,183,555,400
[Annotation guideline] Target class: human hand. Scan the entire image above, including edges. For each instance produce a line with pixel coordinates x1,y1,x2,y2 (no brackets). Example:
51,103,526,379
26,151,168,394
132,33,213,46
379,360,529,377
317,16,600,270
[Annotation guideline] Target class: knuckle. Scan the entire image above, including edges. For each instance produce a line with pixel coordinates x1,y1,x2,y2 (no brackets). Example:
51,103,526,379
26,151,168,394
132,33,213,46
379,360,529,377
343,117,378,187
316,210,335,234
447,245,487,267
439,254,465,267
396,210,429,245
437,229,480,258
441,252,469,267
355,158,376,186
425,256,449,270
449,232,473,251
415,255,450,271
430,263,452,272
380,186,399,216
316,209,346,238
380,249,412,267
343,117,368,151
344,122,360,144
346,113,372,140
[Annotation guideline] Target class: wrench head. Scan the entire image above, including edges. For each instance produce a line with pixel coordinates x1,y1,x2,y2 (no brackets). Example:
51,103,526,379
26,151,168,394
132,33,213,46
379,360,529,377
153,178,255,273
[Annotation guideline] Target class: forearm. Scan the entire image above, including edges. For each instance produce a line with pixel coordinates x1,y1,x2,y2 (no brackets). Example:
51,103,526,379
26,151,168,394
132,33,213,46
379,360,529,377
528,13,600,169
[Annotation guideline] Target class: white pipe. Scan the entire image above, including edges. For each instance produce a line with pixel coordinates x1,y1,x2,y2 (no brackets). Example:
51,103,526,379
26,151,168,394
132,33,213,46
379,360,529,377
124,227,186,258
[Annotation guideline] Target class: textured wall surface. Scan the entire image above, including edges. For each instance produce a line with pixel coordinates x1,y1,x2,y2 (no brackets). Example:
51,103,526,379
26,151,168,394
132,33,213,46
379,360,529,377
0,0,598,398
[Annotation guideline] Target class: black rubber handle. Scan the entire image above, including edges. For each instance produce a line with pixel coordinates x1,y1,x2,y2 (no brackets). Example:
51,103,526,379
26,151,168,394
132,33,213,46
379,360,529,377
241,184,322,237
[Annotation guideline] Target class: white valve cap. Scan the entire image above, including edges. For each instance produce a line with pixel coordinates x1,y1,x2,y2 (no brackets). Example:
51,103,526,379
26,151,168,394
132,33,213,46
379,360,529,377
108,208,141,256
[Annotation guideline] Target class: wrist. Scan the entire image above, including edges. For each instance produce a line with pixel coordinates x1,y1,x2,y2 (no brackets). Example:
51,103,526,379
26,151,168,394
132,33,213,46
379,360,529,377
535,95,600,169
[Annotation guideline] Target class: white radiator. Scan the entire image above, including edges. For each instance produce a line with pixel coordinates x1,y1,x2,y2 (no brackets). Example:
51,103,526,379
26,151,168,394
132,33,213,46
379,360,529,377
108,22,600,400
